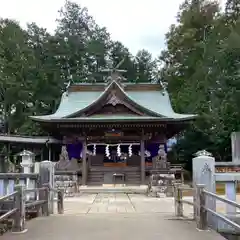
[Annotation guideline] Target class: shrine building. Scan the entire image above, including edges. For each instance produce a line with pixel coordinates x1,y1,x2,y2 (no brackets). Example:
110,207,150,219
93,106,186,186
30,70,197,186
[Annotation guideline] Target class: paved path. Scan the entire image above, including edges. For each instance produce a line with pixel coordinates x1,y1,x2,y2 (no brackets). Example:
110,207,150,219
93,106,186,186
63,193,181,214
2,194,224,240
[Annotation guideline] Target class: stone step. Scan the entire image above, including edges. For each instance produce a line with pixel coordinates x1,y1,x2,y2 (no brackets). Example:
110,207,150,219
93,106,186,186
78,185,148,194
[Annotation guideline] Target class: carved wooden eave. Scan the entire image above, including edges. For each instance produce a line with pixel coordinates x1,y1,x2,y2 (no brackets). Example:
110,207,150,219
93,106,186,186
106,93,122,106
85,89,145,116
44,121,183,139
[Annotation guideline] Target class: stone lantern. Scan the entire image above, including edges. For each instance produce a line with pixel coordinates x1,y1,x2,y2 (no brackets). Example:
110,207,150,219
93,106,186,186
18,150,35,174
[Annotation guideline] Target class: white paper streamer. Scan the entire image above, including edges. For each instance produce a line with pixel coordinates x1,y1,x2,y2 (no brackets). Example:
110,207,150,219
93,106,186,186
117,144,121,157
105,145,110,158
93,144,96,156
128,144,132,157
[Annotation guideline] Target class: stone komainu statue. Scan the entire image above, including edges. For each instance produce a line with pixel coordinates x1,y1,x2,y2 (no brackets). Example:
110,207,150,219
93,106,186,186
148,144,175,197
55,146,81,171
155,144,169,169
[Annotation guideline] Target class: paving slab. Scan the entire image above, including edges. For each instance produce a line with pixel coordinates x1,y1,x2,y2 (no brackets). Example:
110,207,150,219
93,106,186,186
1,193,228,239
2,214,224,240
59,193,195,215
56,193,232,216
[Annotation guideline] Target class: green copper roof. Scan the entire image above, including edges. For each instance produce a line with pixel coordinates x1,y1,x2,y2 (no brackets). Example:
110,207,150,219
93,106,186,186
30,81,197,122
34,115,194,122
53,91,103,117
125,91,195,119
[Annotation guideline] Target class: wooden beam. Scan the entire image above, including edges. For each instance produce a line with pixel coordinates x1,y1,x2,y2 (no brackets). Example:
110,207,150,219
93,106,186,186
140,130,145,184
82,139,87,185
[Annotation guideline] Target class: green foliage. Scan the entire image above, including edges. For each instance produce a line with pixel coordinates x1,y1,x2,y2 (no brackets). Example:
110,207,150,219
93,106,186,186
135,49,156,82
161,0,240,163
1,0,238,166
0,1,157,136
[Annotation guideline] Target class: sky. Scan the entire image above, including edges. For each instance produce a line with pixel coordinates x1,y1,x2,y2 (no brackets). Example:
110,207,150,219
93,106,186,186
0,0,226,58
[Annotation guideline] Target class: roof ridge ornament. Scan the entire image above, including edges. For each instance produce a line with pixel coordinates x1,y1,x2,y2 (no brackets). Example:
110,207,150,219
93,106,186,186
64,74,74,95
101,58,127,85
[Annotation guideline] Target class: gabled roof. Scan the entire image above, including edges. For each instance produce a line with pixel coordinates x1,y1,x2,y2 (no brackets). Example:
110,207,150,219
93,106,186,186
30,81,197,122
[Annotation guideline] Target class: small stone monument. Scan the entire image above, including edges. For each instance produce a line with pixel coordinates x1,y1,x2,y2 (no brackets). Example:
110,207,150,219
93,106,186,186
192,150,216,227
231,132,240,163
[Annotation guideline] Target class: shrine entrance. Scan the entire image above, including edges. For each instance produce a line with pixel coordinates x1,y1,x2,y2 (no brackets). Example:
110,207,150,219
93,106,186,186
32,65,196,188
87,143,142,168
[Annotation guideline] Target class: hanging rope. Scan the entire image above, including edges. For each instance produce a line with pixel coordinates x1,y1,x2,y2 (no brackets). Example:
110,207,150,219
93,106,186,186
87,143,140,146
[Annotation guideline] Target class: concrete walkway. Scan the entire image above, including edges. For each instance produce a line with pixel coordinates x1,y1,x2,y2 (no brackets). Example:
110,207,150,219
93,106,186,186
2,193,224,240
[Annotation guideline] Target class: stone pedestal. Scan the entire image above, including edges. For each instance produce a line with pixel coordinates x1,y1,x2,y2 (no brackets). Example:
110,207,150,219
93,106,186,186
192,150,216,227
39,161,55,214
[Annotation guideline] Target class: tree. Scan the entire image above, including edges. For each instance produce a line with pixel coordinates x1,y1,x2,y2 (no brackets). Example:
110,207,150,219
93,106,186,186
86,26,111,82
161,0,240,163
109,41,137,81
135,49,157,82
0,19,35,134
27,23,64,114
0,0,160,139
159,0,226,162
55,1,113,83
56,1,95,81
225,0,240,24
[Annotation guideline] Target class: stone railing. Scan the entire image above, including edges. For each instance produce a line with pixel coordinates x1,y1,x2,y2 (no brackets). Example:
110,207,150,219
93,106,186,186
54,170,80,197
0,173,39,201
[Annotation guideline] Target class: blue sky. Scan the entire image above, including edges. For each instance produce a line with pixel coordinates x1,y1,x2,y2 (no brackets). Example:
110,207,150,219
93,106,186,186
0,0,226,58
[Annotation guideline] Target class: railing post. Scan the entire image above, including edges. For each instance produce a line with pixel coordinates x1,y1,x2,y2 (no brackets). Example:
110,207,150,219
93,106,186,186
57,189,64,214
181,170,184,184
42,184,50,216
13,185,26,232
196,184,208,230
36,188,43,217
174,183,183,217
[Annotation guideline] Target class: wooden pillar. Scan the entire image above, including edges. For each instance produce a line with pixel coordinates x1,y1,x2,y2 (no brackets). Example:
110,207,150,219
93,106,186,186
41,150,44,162
140,138,145,185
39,161,55,214
13,185,26,232
48,145,51,161
82,139,87,185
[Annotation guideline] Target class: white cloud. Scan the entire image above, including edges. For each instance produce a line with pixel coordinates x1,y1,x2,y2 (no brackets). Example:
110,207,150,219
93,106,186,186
0,0,226,57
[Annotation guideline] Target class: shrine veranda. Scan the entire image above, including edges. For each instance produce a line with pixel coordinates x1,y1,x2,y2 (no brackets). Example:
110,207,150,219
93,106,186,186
0,71,197,186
